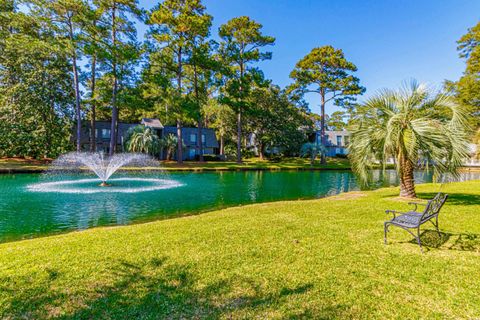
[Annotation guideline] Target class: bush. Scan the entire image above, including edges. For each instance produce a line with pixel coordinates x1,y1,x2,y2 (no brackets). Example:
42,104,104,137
194,154,223,161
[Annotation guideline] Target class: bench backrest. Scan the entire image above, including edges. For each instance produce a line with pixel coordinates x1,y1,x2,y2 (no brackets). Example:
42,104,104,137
421,192,448,222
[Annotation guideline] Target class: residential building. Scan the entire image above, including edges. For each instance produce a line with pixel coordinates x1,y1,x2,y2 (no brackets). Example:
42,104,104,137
79,118,219,160
315,130,350,157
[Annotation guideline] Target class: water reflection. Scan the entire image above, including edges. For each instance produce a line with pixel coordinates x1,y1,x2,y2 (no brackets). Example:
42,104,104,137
0,170,479,242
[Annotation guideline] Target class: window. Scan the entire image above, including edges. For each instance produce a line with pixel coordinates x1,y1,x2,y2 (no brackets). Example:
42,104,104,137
190,134,197,143
344,136,350,146
201,134,206,144
189,148,196,158
101,129,111,139
336,135,342,146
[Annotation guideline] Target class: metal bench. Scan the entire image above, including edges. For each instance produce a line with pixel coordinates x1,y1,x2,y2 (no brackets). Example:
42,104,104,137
384,192,448,253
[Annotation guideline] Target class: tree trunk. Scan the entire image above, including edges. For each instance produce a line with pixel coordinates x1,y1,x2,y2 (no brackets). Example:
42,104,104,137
176,48,183,164
109,5,118,156
236,110,242,163
176,120,183,163
320,92,326,165
259,141,265,160
399,157,416,198
236,59,244,164
197,118,203,162
220,134,224,157
194,65,203,162
68,17,82,152
90,53,96,152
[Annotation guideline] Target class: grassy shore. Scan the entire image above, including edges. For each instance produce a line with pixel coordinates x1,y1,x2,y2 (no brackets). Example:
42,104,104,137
0,157,352,173
1,180,480,318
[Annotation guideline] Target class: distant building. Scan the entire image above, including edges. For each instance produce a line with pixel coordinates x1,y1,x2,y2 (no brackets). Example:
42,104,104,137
315,130,350,157
79,118,219,160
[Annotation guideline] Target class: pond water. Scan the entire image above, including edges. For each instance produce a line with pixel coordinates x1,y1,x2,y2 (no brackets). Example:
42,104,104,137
0,170,478,242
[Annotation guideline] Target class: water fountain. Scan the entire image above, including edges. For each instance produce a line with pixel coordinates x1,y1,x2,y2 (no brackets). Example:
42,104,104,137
28,152,183,194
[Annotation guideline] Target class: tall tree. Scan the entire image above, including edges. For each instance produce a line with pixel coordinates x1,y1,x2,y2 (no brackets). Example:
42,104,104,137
31,0,87,151
247,83,309,159
95,0,141,155
148,0,212,163
455,21,480,128
0,2,74,158
186,39,218,162
289,45,365,164
218,16,275,163
81,4,107,152
349,81,470,198
203,99,234,157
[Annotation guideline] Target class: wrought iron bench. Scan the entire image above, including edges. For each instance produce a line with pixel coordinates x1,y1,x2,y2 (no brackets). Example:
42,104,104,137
384,192,448,253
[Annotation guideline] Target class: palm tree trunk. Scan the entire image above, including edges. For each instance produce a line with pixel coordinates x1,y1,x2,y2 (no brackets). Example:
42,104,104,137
399,157,416,198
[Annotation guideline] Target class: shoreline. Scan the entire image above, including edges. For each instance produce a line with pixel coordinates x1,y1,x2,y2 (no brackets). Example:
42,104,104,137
2,165,480,174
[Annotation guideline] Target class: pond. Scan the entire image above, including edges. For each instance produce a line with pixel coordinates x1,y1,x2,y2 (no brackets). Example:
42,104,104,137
0,170,478,242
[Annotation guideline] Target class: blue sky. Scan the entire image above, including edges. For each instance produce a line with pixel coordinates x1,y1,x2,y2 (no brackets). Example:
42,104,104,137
137,0,480,116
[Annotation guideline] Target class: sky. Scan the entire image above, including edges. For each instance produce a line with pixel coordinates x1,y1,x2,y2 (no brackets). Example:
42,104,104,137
137,0,480,116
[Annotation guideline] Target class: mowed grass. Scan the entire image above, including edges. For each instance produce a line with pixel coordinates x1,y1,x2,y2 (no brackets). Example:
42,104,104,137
0,157,352,173
1,181,480,319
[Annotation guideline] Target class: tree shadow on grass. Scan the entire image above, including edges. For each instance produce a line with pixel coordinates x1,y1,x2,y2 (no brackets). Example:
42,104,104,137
416,192,480,207
0,256,350,319
405,229,480,252
382,192,480,207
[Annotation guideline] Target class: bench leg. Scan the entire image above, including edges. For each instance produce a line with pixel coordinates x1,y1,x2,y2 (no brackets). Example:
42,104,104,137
384,223,389,244
416,227,424,254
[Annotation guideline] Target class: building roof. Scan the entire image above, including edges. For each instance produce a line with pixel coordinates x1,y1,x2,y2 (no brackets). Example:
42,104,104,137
141,118,163,129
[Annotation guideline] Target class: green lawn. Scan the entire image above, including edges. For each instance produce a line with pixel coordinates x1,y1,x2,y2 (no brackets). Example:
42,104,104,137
1,181,480,318
0,157,352,172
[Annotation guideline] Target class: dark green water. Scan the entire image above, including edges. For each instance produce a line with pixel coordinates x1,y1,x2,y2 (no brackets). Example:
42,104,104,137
0,170,477,243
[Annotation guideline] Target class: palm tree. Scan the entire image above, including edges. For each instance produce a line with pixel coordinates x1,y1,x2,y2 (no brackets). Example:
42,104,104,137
301,142,326,166
125,126,160,155
349,81,471,198
474,128,480,160
161,134,180,161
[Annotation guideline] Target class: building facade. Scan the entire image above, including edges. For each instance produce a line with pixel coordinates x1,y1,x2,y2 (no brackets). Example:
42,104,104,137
315,130,350,157
79,119,219,160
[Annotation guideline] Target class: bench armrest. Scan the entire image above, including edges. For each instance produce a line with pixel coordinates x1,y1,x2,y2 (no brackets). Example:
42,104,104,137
385,210,402,218
408,200,430,212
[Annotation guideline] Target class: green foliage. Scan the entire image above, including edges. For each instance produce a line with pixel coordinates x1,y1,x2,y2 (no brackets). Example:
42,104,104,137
124,125,160,155
247,84,311,158
218,16,275,162
349,80,471,195
452,21,480,129
160,134,182,161
289,45,364,165
327,111,347,130
289,46,365,109
0,4,74,158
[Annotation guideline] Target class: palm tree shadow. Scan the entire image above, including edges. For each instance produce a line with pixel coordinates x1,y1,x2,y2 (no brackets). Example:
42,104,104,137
416,192,480,206
406,229,480,252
